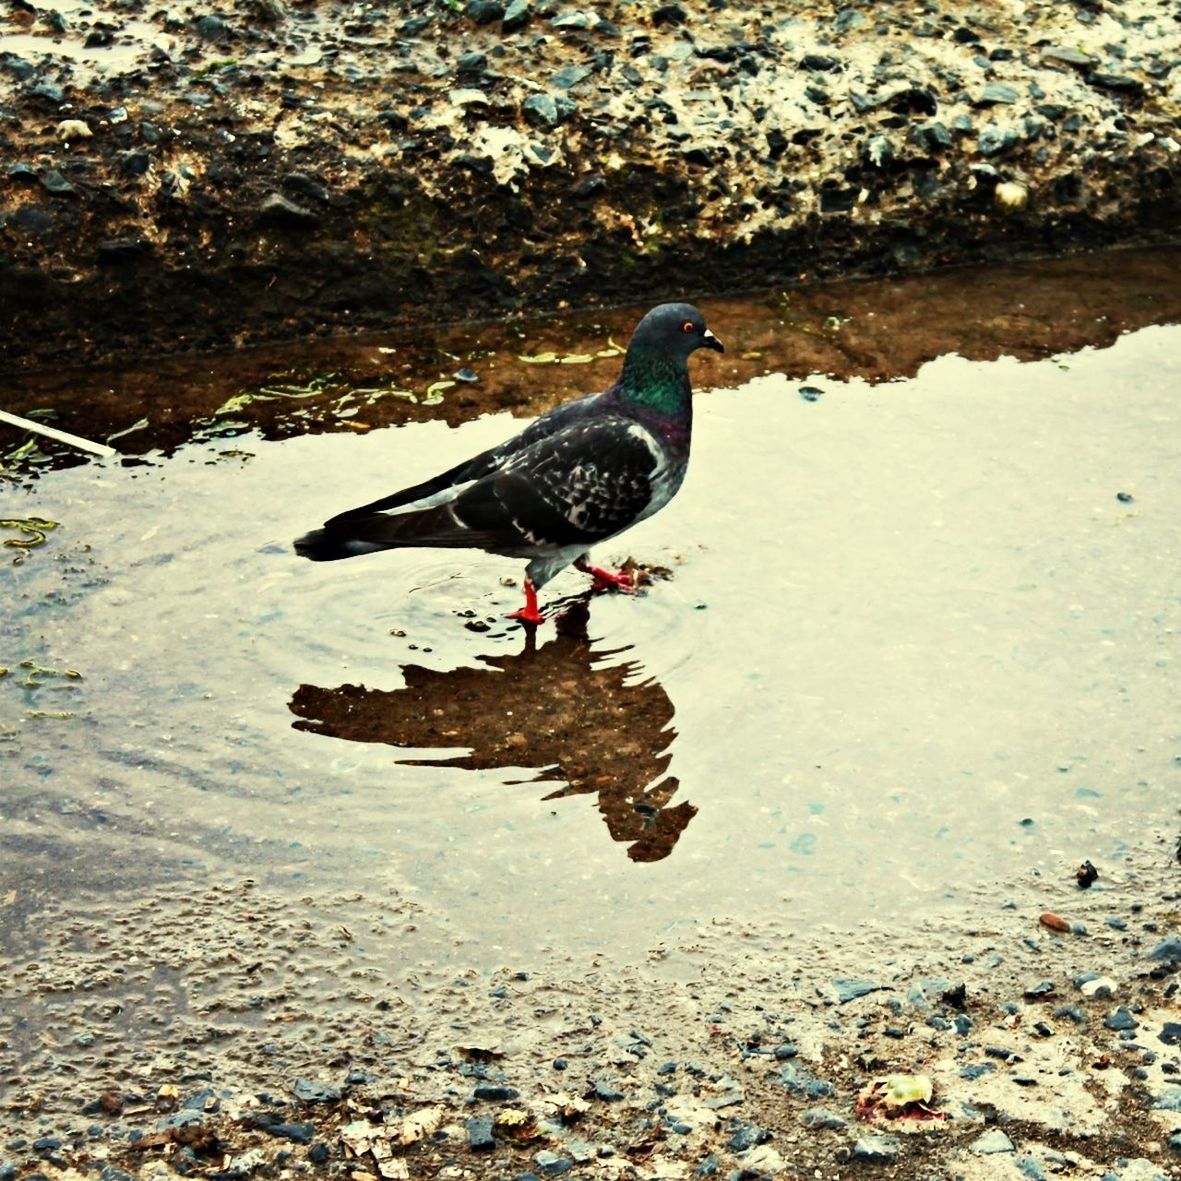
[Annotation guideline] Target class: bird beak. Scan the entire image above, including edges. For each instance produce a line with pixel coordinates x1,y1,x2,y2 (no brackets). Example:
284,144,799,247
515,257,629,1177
701,328,725,353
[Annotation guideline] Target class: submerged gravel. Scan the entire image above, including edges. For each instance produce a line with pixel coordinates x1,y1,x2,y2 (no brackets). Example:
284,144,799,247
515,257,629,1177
2,845,1179,1180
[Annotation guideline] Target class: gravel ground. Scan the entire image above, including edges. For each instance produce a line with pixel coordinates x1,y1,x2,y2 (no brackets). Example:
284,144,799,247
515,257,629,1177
2,0,1180,368
2,837,1180,1180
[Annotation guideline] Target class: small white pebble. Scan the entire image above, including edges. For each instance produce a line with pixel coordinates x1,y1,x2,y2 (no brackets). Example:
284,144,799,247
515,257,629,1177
56,118,93,141
994,180,1028,211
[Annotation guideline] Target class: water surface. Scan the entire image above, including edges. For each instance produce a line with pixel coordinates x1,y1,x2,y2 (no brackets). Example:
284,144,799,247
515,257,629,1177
2,312,1178,966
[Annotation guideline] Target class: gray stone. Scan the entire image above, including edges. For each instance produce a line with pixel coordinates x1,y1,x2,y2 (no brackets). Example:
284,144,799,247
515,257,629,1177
533,1149,572,1175
293,1078,342,1103
1043,46,1093,69
851,1135,899,1163
978,126,1020,157
466,1115,495,1151
552,65,593,89
833,977,885,1003
466,0,505,23
972,1129,1016,1154
1104,1006,1138,1031
1148,936,1181,963
801,1107,847,1129
259,1120,315,1144
1152,1087,1181,1112
258,192,317,227
502,0,530,31
473,1083,520,1101
980,82,1020,105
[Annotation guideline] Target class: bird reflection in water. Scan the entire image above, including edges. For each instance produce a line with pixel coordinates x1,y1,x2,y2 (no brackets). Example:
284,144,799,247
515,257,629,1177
288,603,695,862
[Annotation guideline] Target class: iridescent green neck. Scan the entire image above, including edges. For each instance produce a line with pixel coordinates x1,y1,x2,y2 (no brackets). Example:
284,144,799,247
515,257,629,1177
616,347,691,418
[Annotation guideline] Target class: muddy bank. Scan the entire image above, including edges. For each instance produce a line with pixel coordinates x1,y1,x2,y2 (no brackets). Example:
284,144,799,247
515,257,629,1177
2,0,1180,369
4,245,1181,469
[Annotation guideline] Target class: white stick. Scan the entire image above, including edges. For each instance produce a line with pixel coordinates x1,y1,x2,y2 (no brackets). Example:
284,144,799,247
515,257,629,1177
0,409,118,458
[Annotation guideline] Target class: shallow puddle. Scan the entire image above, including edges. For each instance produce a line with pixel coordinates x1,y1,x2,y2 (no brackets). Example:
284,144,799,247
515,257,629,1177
2,286,1179,973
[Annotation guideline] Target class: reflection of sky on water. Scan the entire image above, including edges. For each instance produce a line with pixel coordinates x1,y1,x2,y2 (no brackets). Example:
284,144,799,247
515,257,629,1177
2,325,1179,964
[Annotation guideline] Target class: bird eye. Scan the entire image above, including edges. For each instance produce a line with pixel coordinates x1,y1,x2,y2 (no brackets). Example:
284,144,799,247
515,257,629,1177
681,320,695,333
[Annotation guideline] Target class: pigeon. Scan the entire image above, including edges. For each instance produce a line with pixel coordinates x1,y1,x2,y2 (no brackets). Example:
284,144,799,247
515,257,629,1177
294,302,724,624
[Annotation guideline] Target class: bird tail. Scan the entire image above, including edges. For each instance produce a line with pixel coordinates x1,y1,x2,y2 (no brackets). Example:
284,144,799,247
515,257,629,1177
294,504,492,562
293,527,389,562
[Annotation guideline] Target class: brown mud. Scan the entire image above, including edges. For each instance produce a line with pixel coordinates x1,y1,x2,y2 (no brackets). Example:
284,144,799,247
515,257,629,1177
4,244,1181,469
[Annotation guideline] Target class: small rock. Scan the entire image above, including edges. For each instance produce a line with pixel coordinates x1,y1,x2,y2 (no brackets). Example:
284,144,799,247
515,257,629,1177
1043,46,1093,69
195,14,231,39
38,169,74,195
979,126,1020,156
1039,912,1071,933
972,1129,1016,1154
258,192,318,227
1088,73,1144,95
979,82,1020,105
466,0,505,23
552,64,593,89
1076,860,1099,888
259,1121,315,1144
466,1116,495,1151
1148,936,1181,964
292,1078,342,1103
1024,980,1055,999
726,1122,770,1152
851,1135,899,1164
1105,1006,1139,1031
473,1083,519,1101
591,1080,624,1101
1080,976,1117,999
533,1149,572,1175
833,977,884,1003
1152,1087,1181,1113
502,0,530,31
55,119,92,141
801,1107,847,1129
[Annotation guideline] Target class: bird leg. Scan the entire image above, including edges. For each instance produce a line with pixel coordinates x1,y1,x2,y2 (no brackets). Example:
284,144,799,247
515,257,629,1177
575,556,636,594
506,577,545,626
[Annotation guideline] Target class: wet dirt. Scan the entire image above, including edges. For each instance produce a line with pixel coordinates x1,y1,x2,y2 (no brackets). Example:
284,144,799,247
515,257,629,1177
2,261,1180,1178
5,245,1181,470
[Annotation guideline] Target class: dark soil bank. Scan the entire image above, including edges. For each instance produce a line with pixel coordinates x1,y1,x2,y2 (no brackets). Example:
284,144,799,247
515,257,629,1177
2,0,1180,369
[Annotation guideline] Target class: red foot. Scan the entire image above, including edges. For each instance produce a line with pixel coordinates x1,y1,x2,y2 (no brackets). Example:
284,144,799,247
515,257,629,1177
506,578,545,626
575,557,636,594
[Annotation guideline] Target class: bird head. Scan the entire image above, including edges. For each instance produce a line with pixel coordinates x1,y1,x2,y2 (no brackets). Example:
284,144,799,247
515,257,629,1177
633,303,725,358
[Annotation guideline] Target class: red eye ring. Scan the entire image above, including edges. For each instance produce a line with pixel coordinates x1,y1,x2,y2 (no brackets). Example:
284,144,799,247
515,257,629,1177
681,320,695,333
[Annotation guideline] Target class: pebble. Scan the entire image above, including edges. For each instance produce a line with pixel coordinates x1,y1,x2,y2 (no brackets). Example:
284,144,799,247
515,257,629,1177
466,1115,495,1151
257,1120,315,1144
1080,976,1117,999
258,193,318,227
292,1078,342,1103
592,1080,624,1101
801,1107,847,1129
533,1149,572,1175
1148,936,1181,963
972,1129,1016,1154
466,0,505,24
851,1135,899,1163
1104,1006,1138,1031
473,1083,519,1101
832,977,884,1003
1024,980,1055,998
